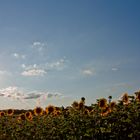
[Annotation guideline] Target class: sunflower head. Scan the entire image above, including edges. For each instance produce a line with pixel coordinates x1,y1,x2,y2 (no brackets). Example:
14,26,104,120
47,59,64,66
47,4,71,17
98,98,107,109
19,113,26,120
110,101,116,109
48,105,55,114
101,106,111,117
0,111,5,117
78,101,84,110
135,91,140,101
34,107,43,116
122,93,129,104
55,107,60,111
84,109,89,115
72,101,79,109
7,109,14,116
53,110,61,117
25,111,33,121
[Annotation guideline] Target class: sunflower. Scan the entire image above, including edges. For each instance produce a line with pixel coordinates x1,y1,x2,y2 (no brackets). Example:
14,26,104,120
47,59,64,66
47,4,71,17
46,105,55,114
17,117,21,123
53,110,61,117
122,93,129,104
135,91,140,101
72,101,79,109
78,101,84,110
84,109,89,115
25,111,33,121
0,111,5,117
101,107,111,117
19,113,26,120
7,109,14,116
34,107,43,116
110,101,116,109
98,98,107,109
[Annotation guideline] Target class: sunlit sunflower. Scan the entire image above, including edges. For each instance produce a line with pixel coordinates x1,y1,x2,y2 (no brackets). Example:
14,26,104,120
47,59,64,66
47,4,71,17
84,109,89,115
78,101,84,110
19,113,26,120
0,111,5,117
46,105,55,114
101,111,108,117
110,101,116,109
55,107,60,111
98,98,107,109
72,101,79,109
17,117,21,123
135,91,140,101
25,111,33,121
101,107,111,117
7,109,14,116
53,110,61,117
34,107,43,116
122,93,129,104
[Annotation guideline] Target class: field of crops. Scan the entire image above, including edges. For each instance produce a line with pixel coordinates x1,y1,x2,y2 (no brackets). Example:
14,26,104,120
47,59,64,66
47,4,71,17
0,91,140,140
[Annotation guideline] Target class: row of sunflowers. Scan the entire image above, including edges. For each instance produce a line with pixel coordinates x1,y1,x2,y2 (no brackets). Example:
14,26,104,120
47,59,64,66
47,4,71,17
0,91,140,139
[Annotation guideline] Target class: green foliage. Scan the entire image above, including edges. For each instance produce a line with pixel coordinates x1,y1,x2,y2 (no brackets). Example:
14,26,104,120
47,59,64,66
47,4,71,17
0,93,140,139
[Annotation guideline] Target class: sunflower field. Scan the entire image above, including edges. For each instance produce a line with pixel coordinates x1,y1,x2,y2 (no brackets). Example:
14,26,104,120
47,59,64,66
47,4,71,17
0,91,140,140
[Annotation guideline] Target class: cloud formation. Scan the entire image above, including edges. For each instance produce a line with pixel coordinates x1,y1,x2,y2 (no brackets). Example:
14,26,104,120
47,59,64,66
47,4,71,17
13,53,26,59
21,69,47,76
21,58,66,77
32,41,47,51
0,86,24,99
81,68,95,76
0,86,63,100
45,59,66,71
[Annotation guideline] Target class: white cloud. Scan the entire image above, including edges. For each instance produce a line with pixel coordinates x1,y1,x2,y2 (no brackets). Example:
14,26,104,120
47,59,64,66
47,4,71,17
21,63,47,77
32,41,47,51
21,69,47,76
81,68,95,76
21,58,66,77
0,86,24,99
13,53,26,59
0,86,63,100
23,91,62,99
21,64,37,70
45,59,65,70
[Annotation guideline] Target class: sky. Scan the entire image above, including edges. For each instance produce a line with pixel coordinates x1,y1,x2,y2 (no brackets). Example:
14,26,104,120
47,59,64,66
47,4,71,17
0,0,140,109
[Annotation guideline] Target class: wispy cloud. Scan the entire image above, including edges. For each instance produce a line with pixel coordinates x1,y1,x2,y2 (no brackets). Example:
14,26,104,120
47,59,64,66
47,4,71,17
32,41,47,51
13,53,26,59
0,86,63,100
45,58,66,71
21,69,47,76
21,58,66,77
21,63,47,76
81,68,96,76
0,86,24,99
23,91,62,99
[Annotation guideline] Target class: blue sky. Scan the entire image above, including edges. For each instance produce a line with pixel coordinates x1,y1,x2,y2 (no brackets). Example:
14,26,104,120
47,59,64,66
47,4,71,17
0,0,140,109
